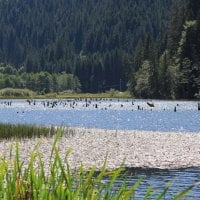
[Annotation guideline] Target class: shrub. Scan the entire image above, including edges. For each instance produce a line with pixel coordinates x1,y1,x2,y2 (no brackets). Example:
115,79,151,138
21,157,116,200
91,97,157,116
0,88,35,98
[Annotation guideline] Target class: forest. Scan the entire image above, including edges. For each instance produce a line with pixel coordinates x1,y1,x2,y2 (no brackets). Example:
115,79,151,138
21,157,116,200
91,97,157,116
0,0,199,99
0,65,81,93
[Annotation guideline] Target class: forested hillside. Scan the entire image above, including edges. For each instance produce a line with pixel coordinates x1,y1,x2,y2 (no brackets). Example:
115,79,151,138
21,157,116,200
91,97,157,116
164,0,200,99
129,0,200,99
0,0,199,98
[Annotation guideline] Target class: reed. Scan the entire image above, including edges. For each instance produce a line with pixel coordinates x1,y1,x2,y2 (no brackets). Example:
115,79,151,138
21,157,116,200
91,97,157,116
0,128,197,199
0,124,55,139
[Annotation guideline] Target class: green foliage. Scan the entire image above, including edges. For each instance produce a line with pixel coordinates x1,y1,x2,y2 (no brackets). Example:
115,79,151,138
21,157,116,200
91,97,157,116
0,88,34,98
105,88,118,97
134,60,152,98
0,0,199,98
165,0,200,99
133,59,158,98
0,0,171,93
57,73,81,92
129,0,200,99
0,66,81,93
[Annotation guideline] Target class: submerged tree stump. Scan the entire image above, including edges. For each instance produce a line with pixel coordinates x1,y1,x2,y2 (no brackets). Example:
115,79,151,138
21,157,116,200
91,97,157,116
147,102,154,107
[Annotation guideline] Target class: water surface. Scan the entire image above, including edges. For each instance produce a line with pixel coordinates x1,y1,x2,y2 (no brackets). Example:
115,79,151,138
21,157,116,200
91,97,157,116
0,99,199,132
0,99,199,198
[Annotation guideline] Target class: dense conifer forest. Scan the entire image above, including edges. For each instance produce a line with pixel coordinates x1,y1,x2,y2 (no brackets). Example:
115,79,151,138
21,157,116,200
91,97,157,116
0,0,199,98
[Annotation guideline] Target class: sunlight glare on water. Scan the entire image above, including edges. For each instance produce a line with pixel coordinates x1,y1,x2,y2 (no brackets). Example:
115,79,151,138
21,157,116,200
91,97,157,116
0,99,199,132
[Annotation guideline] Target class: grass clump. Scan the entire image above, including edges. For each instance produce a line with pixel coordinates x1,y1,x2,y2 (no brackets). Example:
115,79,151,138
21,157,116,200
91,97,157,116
0,128,198,199
0,124,55,140
0,88,35,98
105,89,131,98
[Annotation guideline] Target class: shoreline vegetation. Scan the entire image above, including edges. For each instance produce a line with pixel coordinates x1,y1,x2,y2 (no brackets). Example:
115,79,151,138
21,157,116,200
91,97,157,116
0,124,56,140
0,88,200,100
0,88,131,99
0,124,199,199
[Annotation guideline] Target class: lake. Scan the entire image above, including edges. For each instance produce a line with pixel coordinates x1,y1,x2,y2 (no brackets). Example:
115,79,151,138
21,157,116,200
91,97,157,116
109,168,200,199
0,99,199,198
0,99,199,132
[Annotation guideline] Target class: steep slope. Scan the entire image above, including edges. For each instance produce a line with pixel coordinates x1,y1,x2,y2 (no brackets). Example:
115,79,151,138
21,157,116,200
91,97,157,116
0,0,171,92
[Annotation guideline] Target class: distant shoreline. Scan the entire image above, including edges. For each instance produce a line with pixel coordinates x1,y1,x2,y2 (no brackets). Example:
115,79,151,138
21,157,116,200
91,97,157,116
0,88,200,101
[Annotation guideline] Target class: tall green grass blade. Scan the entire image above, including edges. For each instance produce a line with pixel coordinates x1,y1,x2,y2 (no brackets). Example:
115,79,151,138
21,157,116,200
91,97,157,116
37,151,46,184
143,186,155,200
115,182,127,200
129,178,143,199
27,151,37,199
82,166,96,198
173,184,195,200
106,168,124,189
155,182,170,200
50,127,62,160
94,154,107,184
118,178,143,200
65,148,74,199
103,168,124,199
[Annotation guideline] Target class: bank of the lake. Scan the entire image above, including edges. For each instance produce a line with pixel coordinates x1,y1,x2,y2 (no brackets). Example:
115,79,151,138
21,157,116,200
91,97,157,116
0,88,131,99
1,127,199,171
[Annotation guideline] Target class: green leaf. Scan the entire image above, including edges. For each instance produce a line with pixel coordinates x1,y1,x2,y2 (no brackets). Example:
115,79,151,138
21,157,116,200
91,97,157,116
173,185,195,200
156,182,170,200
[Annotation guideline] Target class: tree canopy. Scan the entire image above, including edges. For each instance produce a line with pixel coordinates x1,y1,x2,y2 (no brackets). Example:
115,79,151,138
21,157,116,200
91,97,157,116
0,0,199,98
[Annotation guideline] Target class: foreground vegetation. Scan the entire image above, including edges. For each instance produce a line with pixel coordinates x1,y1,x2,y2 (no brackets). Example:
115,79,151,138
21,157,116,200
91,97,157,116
0,125,198,199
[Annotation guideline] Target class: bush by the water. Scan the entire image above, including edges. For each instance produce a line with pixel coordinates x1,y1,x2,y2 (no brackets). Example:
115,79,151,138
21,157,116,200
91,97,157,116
0,88,35,98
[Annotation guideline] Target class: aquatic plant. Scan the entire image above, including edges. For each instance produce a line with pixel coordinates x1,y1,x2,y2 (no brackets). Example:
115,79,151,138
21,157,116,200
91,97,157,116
0,124,55,139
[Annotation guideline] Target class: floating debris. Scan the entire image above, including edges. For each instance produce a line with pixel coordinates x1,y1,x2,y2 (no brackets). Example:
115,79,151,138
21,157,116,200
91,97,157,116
147,102,154,107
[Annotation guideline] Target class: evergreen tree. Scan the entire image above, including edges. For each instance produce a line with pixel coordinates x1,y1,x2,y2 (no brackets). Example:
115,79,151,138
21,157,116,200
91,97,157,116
0,0,171,93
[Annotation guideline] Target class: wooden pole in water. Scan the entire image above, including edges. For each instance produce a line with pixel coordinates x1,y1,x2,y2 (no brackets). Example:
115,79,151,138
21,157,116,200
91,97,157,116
198,103,200,111
174,106,176,112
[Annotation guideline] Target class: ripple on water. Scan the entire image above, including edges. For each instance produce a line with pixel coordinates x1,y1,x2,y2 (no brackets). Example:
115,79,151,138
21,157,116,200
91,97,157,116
107,168,200,199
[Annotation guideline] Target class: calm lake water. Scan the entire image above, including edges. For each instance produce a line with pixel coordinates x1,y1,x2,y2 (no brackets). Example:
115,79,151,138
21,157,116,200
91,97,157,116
0,99,199,198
